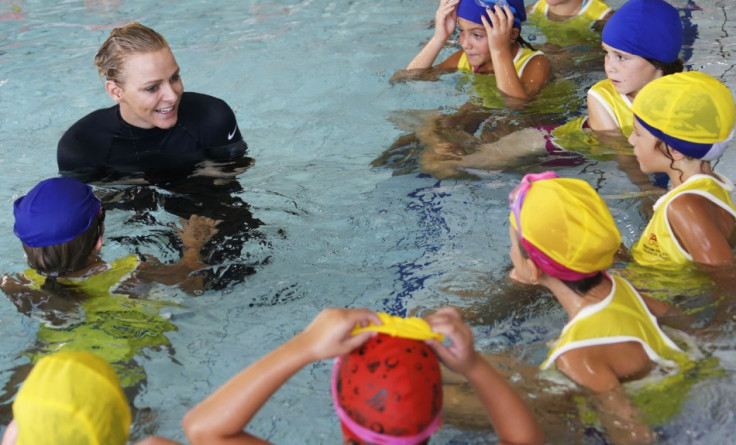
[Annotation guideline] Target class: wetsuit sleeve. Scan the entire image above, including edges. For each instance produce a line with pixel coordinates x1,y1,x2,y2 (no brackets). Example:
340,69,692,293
57,108,116,181
179,93,249,162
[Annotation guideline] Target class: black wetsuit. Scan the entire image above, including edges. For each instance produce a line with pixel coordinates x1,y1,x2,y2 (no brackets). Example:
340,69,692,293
57,92,268,290
57,92,247,183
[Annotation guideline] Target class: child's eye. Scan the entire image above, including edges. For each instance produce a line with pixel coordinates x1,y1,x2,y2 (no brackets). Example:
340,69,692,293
474,33,484,39
145,85,159,93
171,74,181,82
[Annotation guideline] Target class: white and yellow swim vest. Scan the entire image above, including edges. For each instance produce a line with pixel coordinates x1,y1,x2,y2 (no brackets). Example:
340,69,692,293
457,46,543,78
587,78,634,137
529,0,612,23
541,273,687,370
631,173,736,268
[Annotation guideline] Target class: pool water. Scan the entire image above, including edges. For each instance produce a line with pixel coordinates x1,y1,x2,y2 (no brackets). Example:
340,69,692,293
1,0,735,443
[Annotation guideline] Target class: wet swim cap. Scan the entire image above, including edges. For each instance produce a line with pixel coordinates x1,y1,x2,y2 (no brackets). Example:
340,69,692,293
633,71,736,161
602,0,683,64
13,177,101,248
509,176,621,279
332,334,443,445
13,351,131,445
351,312,445,342
457,0,527,30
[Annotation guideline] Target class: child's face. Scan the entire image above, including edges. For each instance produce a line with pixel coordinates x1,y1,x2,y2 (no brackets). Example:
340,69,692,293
602,43,661,99
457,17,492,68
629,119,668,173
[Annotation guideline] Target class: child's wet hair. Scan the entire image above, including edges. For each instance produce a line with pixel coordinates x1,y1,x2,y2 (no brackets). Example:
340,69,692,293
645,57,684,76
23,213,102,277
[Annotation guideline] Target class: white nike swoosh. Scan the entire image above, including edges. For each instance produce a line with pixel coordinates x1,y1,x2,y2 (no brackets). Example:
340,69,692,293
228,126,238,140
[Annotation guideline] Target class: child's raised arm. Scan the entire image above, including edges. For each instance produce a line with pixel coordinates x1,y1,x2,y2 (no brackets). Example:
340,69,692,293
481,6,549,100
426,307,544,445
183,308,380,445
135,215,221,292
406,0,459,71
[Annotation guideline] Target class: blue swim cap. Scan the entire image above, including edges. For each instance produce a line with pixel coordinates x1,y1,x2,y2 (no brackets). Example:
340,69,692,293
602,0,683,64
457,0,527,30
13,178,101,248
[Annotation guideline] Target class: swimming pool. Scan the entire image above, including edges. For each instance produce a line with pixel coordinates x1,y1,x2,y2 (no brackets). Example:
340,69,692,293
0,0,735,443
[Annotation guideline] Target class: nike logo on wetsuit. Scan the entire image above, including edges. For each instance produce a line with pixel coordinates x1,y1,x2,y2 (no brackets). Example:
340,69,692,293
228,125,238,140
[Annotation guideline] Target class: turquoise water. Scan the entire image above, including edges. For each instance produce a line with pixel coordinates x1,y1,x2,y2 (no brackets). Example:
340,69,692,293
0,0,735,443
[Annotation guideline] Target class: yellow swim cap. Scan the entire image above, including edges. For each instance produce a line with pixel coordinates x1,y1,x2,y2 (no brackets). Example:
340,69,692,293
632,71,736,161
351,312,444,342
509,176,621,278
13,351,131,445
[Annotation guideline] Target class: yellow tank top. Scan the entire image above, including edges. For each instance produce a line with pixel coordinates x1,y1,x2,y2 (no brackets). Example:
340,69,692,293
529,0,612,23
541,274,686,370
457,46,544,78
527,0,611,47
631,174,736,268
587,78,634,137
24,255,178,387
25,255,140,295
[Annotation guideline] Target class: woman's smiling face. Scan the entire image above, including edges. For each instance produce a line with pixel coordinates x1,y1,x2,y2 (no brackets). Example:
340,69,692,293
107,47,183,129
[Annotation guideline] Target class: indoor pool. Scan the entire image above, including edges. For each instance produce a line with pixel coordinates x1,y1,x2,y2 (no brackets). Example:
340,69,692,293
1,0,735,443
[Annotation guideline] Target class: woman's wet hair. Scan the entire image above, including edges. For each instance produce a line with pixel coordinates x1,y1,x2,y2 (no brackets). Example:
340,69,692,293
95,22,169,84
646,57,684,75
22,213,103,278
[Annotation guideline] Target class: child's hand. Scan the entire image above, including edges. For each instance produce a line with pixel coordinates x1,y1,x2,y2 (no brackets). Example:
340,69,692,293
176,215,222,250
433,0,458,43
298,308,382,362
480,5,515,54
425,307,479,375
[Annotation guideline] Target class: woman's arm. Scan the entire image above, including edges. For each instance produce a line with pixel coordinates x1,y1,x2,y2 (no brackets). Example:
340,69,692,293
183,308,380,445
426,307,544,445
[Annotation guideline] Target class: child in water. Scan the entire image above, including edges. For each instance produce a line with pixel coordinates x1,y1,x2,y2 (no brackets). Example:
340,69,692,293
402,0,550,100
1,177,220,386
526,0,613,55
527,0,612,24
3,177,219,297
507,172,691,443
585,0,683,136
182,308,544,445
629,71,736,268
1,351,179,445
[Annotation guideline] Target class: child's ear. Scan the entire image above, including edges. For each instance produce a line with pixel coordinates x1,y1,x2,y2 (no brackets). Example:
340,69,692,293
525,257,543,284
105,80,123,103
510,28,520,42
667,145,687,161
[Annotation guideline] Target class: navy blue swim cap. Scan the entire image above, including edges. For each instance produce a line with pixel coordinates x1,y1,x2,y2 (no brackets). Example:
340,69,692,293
14,178,101,248
602,0,683,64
457,0,527,30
